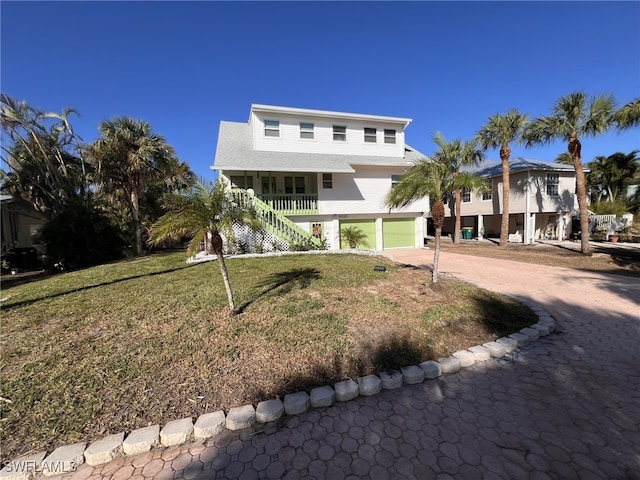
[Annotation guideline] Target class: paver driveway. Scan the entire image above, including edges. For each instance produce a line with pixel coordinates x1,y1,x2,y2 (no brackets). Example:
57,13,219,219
55,249,640,480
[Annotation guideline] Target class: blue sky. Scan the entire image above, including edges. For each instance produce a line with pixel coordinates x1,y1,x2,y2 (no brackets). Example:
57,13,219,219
2,1,639,180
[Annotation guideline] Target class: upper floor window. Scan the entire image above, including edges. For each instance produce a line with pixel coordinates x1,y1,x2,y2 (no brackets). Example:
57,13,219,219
322,173,333,189
546,173,559,196
391,174,401,187
482,180,493,201
285,176,305,194
364,127,377,143
230,175,254,190
462,188,471,203
333,125,347,141
384,129,396,144
264,120,280,137
300,123,314,139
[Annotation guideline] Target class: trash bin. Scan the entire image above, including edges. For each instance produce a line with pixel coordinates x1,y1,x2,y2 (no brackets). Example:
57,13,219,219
462,228,473,240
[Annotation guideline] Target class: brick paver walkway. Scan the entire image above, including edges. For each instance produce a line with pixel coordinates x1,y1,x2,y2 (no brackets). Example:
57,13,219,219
52,249,640,479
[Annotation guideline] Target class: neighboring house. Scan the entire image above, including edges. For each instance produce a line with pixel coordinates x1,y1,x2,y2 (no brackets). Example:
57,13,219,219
443,158,580,243
212,104,427,250
0,192,46,250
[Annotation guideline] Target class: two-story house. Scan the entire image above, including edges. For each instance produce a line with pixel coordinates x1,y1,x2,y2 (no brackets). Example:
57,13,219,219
442,158,579,244
212,104,427,250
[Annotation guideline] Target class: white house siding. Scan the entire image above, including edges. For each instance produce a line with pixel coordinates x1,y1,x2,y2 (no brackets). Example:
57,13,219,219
250,111,406,158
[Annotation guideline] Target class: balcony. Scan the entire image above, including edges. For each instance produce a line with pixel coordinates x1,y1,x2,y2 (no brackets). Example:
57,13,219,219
256,193,318,215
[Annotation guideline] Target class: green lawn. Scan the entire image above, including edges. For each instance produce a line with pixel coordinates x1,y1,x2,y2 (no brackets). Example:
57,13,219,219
0,252,537,462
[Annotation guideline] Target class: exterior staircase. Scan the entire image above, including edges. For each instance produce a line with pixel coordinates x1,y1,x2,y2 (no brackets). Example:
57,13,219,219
230,188,323,248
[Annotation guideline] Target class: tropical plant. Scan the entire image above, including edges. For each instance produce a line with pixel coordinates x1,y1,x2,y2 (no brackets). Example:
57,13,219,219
523,92,616,254
340,226,370,249
611,97,640,130
88,117,181,256
476,110,529,247
386,157,452,283
431,132,484,243
588,151,639,204
149,178,260,312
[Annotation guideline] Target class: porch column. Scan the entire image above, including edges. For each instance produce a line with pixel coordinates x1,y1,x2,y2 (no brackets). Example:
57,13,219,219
476,215,484,240
524,171,532,244
332,217,340,250
375,218,383,251
530,213,537,242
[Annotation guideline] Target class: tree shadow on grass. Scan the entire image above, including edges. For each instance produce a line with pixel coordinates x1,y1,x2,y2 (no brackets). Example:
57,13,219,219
236,267,321,314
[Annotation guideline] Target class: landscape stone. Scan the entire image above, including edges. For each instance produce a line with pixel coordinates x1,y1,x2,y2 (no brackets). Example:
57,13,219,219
41,442,85,477
520,327,540,342
226,405,256,430
452,350,475,367
256,399,285,423
438,356,461,374
357,375,382,396
482,341,507,358
0,451,46,480
84,433,124,466
334,379,359,402
284,392,311,415
401,365,425,384
496,336,518,352
530,322,551,336
161,417,193,446
194,411,226,439
468,345,491,362
123,425,159,456
419,361,442,379
310,386,335,408
379,371,404,389
509,332,531,347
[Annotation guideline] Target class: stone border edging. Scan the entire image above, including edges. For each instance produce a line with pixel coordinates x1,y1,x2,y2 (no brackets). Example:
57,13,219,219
0,252,556,480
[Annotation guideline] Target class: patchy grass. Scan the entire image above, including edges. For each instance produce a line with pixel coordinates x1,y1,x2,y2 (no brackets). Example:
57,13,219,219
0,252,536,462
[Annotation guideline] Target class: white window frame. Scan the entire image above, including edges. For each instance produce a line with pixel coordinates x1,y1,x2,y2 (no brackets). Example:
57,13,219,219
482,180,493,201
546,173,560,196
462,188,472,203
384,129,396,144
264,120,280,138
333,125,347,141
364,127,377,143
300,122,314,139
322,173,333,189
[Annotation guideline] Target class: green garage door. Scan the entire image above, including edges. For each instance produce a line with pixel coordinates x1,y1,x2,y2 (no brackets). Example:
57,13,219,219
383,218,415,248
339,219,377,250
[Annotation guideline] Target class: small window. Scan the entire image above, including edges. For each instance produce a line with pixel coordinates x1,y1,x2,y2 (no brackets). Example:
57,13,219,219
285,176,305,194
311,222,323,239
462,188,471,203
333,125,346,141
546,174,559,196
264,120,279,137
322,173,333,189
230,175,254,190
384,129,396,144
300,122,314,139
391,174,401,187
364,127,377,143
482,180,493,201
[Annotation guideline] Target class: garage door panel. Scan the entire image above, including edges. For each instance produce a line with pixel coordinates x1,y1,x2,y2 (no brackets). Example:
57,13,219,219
339,220,376,250
383,218,414,248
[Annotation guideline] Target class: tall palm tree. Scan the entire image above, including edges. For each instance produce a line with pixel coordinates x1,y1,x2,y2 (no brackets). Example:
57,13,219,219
432,132,484,243
386,157,452,283
588,150,639,203
88,117,178,256
523,92,616,254
612,97,640,130
476,110,528,247
149,179,260,312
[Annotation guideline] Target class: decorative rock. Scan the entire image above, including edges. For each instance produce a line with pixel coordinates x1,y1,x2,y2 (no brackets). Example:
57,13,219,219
226,405,256,430
452,350,475,367
400,365,425,384
284,392,310,415
379,371,404,389
509,332,531,347
310,386,335,408
256,399,285,423
468,345,491,362
437,356,461,374
538,318,556,332
520,327,540,342
482,341,507,358
41,442,85,477
496,336,518,352
84,433,124,466
334,379,359,402
357,375,382,396
194,411,226,439
161,417,193,447
530,322,551,336
419,361,442,379
0,451,46,480
123,425,159,456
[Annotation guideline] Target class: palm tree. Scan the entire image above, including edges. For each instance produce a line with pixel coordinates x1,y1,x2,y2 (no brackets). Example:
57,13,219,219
476,110,528,247
386,157,452,283
149,179,260,312
588,150,639,203
432,132,484,243
612,97,640,130
523,92,616,254
340,226,370,249
88,117,179,256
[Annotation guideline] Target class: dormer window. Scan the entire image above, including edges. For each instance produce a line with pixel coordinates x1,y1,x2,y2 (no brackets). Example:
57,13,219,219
384,129,396,144
300,123,314,139
364,127,377,143
333,125,347,141
264,120,280,137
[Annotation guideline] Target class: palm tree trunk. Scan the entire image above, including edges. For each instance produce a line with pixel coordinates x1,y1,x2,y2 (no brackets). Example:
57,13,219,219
569,135,592,255
454,188,462,244
130,190,142,256
500,145,511,248
433,227,441,284
212,231,236,312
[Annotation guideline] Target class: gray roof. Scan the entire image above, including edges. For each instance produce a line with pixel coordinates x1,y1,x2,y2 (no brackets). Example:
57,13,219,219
465,157,578,177
212,122,425,173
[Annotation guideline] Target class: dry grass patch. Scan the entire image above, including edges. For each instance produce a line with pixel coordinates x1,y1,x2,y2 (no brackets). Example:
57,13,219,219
1,252,536,462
